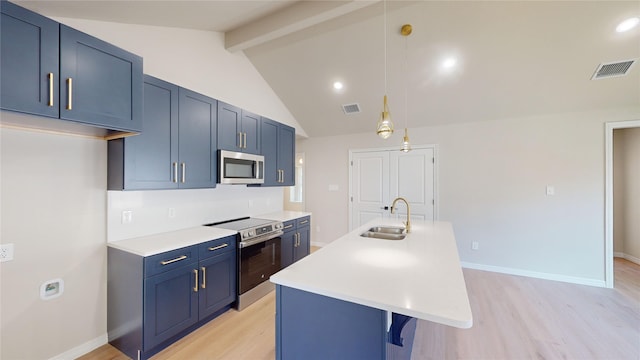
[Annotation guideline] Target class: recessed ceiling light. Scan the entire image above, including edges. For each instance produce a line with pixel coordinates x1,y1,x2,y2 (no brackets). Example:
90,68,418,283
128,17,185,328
333,81,344,90
616,17,640,33
442,57,457,69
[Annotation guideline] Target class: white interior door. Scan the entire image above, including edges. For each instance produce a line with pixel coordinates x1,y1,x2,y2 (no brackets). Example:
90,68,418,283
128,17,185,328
350,146,436,231
350,151,390,229
389,148,435,222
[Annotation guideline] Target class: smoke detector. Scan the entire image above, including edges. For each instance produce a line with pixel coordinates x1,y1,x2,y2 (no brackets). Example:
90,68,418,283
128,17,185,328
591,59,636,80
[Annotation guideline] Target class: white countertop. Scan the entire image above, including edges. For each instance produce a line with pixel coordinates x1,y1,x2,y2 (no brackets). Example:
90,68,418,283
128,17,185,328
258,210,311,222
270,218,473,329
107,226,237,257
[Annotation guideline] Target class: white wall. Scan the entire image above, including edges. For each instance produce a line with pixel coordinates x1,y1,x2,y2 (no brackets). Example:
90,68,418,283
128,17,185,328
0,124,107,359
298,107,640,285
613,127,640,262
1,17,299,359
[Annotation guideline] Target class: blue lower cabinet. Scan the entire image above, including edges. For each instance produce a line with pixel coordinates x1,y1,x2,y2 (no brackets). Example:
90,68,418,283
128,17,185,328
275,285,417,360
108,235,237,360
144,263,199,350
281,216,311,269
198,250,236,319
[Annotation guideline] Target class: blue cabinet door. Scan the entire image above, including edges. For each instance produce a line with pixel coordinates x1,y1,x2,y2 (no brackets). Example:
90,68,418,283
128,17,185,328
1,1,59,118
241,110,261,154
178,88,217,189
294,225,310,263
217,102,261,154
108,75,179,190
281,229,296,269
143,264,199,351
260,118,280,186
198,251,236,319
278,124,295,186
217,102,241,152
59,25,142,132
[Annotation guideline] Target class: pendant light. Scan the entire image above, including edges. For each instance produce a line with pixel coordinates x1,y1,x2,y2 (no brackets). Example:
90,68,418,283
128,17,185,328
400,24,412,152
376,0,394,139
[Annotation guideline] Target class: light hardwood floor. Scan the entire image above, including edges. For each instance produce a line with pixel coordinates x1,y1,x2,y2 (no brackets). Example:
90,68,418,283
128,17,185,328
80,258,640,360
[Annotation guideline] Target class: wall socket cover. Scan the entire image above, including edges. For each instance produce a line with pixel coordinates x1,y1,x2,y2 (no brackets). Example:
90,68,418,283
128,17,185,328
0,243,14,262
40,278,64,300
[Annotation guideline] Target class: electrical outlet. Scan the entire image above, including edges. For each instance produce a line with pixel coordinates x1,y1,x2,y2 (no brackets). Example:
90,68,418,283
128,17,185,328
546,185,555,196
168,208,176,218
121,210,133,224
471,241,479,250
1,243,15,262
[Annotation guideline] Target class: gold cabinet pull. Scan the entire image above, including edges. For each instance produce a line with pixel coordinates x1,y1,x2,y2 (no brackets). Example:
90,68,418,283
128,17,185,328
283,224,294,230
208,243,228,251
201,266,206,289
160,255,187,265
180,162,186,183
242,132,247,149
299,219,309,225
47,73,54,106
172,162,178,183
66,78,72,110
238,132,242,148
193,269,198,292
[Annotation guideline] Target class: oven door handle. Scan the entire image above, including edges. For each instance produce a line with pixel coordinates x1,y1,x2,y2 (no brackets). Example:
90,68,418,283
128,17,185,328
239,230,284,248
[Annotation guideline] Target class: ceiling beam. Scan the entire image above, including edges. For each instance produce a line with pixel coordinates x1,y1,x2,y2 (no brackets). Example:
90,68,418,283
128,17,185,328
225,0,379,52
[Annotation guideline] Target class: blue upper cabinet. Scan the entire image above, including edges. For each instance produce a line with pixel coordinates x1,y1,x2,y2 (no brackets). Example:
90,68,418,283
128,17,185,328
261,117,295,186
1,1,59,118
1,2,143,133
217,101,260,154
108,75,179,190
178,88,217,189
59,25,142,132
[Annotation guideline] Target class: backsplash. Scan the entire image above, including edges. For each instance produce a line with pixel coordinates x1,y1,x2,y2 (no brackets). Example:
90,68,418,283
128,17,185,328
108,186,283,242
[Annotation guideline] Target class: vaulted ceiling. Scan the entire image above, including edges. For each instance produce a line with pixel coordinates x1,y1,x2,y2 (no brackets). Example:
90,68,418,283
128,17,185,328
15,1,640,138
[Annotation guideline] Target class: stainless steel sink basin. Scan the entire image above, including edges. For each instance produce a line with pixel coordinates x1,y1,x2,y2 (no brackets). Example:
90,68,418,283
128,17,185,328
360,226,407,240
368,226,405,235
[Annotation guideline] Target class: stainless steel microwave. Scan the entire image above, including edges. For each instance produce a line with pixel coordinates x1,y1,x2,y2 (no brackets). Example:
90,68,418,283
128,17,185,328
218,150,264,184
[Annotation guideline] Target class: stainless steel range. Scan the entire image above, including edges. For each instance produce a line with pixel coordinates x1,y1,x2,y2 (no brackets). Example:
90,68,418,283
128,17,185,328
206,217,284,311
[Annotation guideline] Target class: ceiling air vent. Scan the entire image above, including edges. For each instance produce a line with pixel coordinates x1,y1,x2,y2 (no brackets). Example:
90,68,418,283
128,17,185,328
591,59,636,80
342,103,361,115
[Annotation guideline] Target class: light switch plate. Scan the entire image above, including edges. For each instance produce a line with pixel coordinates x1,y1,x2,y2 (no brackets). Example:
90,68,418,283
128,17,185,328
121,210,133,224
1,243,14,262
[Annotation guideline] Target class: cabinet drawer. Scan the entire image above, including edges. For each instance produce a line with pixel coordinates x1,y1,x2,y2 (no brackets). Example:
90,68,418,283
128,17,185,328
296,216,310,228
144,245,198,277
198,235,236,260
282,220,295,232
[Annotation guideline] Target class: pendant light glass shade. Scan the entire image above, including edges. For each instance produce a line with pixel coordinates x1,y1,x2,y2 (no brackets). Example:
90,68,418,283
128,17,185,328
401,128,411,152
377,95,394,139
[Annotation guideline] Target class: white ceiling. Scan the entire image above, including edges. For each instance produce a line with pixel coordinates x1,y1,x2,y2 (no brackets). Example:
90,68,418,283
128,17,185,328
15,1,640,138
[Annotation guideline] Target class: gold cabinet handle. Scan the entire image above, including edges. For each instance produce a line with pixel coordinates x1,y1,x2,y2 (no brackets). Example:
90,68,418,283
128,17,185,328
201,266,206,289
48,73,54,107
172,162,178,183
299,219,309,225
283,224,294,230
243,132,247,149
208,243,228,251
193,269,198,292
66,78,73,110
160,255,187,265
180,162,186,183
238,132,242,148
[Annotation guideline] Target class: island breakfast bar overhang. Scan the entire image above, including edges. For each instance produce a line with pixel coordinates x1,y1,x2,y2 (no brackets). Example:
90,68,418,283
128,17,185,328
270,218,473,359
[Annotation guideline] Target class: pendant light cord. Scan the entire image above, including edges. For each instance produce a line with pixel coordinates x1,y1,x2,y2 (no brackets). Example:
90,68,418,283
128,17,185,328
404,33,408,129
384,0,387,94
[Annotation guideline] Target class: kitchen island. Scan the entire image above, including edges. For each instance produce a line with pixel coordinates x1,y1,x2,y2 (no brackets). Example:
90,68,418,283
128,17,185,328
270,218,472,360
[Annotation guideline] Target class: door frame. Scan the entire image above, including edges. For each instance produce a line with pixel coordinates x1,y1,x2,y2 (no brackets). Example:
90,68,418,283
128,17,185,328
605,119,640,288
348,144,439,231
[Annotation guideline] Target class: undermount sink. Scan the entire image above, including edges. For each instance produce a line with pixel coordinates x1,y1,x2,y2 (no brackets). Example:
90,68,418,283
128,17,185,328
360,226,407,240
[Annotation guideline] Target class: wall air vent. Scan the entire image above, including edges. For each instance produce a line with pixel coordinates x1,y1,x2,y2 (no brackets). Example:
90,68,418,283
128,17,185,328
342,103,361,114
591,59,636,80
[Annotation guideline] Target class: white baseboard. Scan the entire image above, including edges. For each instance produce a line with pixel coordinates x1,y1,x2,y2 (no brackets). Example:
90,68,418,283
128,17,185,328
49,333,107,360
460,262,606,288
615,252,640,265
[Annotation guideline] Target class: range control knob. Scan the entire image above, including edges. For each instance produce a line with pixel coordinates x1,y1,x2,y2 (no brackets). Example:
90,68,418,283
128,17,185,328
248,230,255,237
